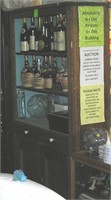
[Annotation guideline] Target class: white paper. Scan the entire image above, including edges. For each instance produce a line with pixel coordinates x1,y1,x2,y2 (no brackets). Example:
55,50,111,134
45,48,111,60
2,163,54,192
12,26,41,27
80,46,104,86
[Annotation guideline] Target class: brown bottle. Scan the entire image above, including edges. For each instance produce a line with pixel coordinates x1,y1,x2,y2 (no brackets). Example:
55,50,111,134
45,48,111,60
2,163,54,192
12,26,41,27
21,55,33,87
38,17,49,52
44,56,53,90
54,14,66,52
20,18,29,52
35,17,42,51
29,17,36,51
33,58,45,89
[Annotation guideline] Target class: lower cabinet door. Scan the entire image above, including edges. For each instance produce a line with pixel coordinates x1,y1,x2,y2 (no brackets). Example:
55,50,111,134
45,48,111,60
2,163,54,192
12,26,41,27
14,131,68,199
14,136,41,183
20,139,42,183
1,144,14,173
39,144,68,199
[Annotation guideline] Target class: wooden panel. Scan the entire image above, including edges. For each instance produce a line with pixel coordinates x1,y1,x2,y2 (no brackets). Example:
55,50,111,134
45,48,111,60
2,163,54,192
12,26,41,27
67,6,81,153
74,151,110,174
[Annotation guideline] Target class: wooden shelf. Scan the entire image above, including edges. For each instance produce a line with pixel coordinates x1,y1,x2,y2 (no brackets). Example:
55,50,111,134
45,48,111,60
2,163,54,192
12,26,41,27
15,117,69,137
74,151,110,174
17,86,68,96
16,51,67,57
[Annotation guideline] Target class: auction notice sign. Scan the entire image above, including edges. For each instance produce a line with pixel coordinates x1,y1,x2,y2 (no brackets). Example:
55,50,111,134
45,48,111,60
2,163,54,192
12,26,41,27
80,46,104,86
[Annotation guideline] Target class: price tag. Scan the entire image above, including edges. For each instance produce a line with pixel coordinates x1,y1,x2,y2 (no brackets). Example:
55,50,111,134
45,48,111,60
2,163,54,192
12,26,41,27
34,9,39,18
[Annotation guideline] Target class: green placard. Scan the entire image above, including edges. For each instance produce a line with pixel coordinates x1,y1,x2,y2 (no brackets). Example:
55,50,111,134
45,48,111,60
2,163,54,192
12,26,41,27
78,6,104,47
34,9,39,18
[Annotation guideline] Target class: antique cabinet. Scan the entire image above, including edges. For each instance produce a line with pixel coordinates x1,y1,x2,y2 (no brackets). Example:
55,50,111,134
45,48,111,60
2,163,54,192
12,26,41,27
1,1,110,199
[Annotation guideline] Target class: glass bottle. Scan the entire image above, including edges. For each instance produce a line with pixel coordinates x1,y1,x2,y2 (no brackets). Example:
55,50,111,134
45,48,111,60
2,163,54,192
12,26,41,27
42,55,49,78
35,17,42,51
54,14,66,52
31,55,37,74
33,58,45,89
21,55,34,87
54,57,65,91
45,56,53,90
44,17,50,51
43,17,49,37
61,58,68,92
17,89,26,118
47,94,55,114
52,56,57,89
61,70,68,92
38,17,49,52
47,16,54,51
20,18,29,52
53,14,59,51
29,17,36,51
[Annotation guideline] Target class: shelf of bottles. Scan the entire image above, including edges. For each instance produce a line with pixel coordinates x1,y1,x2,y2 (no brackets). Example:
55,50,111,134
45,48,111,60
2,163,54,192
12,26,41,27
14,12,69,124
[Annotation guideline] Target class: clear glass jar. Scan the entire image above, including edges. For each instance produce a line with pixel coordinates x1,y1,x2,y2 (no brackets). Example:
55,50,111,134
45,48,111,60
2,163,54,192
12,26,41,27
17,89,26,118
27,94,47,117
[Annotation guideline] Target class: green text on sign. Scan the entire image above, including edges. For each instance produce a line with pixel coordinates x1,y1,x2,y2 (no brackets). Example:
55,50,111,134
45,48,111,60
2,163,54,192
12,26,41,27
78,6,104,47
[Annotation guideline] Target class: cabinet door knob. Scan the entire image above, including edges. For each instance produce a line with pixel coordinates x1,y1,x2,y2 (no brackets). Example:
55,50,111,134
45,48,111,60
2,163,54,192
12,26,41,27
24,130,29,135
49,138,54,142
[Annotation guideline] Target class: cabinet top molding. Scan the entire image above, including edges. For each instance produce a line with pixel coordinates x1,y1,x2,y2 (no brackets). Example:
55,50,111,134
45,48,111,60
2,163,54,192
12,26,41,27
2,1,108,14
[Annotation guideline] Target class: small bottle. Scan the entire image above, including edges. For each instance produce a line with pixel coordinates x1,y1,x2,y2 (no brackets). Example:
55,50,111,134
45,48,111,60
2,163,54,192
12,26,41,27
103,134,111,165
49,98,55,113
54,14,66,52
31,55,37,74
53,15,59,51
33,58,45,89
42,55,49,78
61,71,68,92
38,17,49,52
52,56,57,86
29,17,36,51
20,18,29,52
17,89,26,118
45,56,53,90
61,58,68,92
49,16,54,51
35,17,42,51
47,94,55,113
21,55,34,87
43,16,54,51
54,57,65,91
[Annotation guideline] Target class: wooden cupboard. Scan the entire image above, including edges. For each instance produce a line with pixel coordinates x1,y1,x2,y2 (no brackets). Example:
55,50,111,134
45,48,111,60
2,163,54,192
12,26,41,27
1,1,110,199
14,121,69,198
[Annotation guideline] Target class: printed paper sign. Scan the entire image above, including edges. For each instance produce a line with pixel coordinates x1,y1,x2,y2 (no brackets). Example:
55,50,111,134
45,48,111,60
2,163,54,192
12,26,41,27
80,85,105,125
78,6,104,47
80,46,104,86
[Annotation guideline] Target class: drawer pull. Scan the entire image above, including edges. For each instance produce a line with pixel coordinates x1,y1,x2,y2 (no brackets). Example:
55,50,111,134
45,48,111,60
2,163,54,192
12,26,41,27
49,138,54,143
24,130,29,135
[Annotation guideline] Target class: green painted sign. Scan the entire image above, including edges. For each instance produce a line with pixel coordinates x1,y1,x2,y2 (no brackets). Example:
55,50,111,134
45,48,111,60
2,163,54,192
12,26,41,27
78,6,104,47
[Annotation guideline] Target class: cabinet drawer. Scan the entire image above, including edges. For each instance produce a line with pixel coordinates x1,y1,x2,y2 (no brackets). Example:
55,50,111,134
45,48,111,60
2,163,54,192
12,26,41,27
15,123,38,140
14,122,68,153
39,131,68,153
